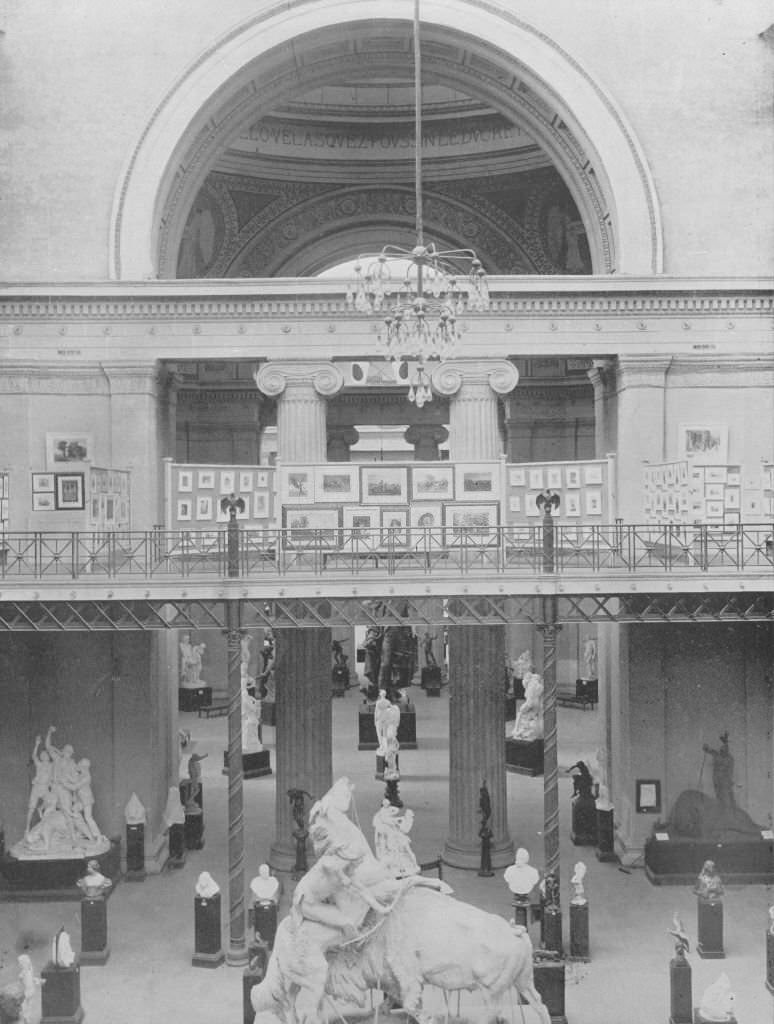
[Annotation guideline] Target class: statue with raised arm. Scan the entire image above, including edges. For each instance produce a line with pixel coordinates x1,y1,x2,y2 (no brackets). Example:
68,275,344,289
25,735,53,836
702,733,735,812
179,633,206,688
511,672,544,741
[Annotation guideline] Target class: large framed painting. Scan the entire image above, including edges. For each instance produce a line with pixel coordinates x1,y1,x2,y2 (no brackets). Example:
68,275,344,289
455,464,499,500
444,503,498,544
280,467,315,504
315,465,359,503
678,424,728,464
46,433,93,471
411,465,454,501
284,507,340,547
361,466,408,505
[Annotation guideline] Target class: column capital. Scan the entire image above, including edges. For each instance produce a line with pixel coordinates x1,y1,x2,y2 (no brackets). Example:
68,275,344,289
254,361,344,399
615,355,673,390
587,357,616,392
430,359,519,397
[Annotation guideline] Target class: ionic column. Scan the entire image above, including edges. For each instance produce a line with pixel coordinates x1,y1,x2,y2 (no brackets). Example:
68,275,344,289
434,359,519,869
614,356,672,520
430,360,519,460
327,426,359,462
404,424,448,461
587,358,616,459
269,628,332,871
254,362,344,462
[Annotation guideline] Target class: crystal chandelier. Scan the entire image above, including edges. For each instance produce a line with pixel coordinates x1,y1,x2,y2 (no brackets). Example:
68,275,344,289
346,0,490,407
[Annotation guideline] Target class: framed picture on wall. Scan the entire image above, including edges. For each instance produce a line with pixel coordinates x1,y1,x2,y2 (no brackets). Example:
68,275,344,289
584,464,604,485
679,424,728,464
55,473,85,510
528,468,544,490
456,465,499,500
412,465,454,501
315,465,359,503
280,467,314,503
284,507,340,546
565,493,581,517
380,507,409,547
239,471,253,492
256,471,269,488
220,470,236,494
342,505,378,542
32,492,56,512
444,503,498,544
178,470,193,492
565,466,581,489
195,496,213,520
585,490,603,516
546,466,563,490
253,492,269,518
409,503,442,535
197,470,215,489
361,466,408,504
508,468,526,487
525,492,542,517
46,433,93,470
32,472,55,493
636,779,661,814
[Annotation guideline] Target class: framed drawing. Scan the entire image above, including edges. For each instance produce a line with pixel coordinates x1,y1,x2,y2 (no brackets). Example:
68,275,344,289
55,473,85,510
412,465,454,501
315,465,359,503
704,484,724,502
445,503,498,544
584,464,604,485
177,499,192,522
725,488,740,510
342,505,378,542
220,470,236,494
46,433,93,470
456,465,499,500
178,470,193,493
528,468,544,491
197,470,215,489
32,492,56,511
409,503,442,534
585,490,603,516
705,501,724,518
546,466,563,490
239,471,253,492
525,492,542,517
679,424,728,463
508,496,521,513
32,472,55,493
678,462,689,485
361,466,408,504
284,508,340,546
565,493,581,517
380,507,409,547
196,496,213,521
664,464,676,487
281,467,314,503
565,466,581,489
253,492,269,518
508,468,526,487
636,779,661,814
256,471,269,488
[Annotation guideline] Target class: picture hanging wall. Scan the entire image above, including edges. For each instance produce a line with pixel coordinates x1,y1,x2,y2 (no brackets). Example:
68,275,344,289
167,463,276,530
504,459,611,524
644,460,744,525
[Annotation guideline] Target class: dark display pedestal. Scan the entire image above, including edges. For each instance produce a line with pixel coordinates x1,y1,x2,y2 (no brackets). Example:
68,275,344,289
669,954,692,1024
178,686,212,712
80,895,109,964
644,832,774,885
0,839,121,900
331,666,349,696
125,822,146,881
193,893,225,968
253,900,278,949
184,807,204,850
542,906,563,956
504,695,517,721
511,892,531,929
167,823,186,869
421,665,442,695
569,901,590,961
357,704,417,750
222,749,272,779
595,807,617,862
243,948,267,1024
576,678,599,703
262,701,275,727
375,754,399,780
571,794,598,846
531,959,567,1024
505,737,544,777
696,897,724,959
767,930,774,993
41,962,84,1024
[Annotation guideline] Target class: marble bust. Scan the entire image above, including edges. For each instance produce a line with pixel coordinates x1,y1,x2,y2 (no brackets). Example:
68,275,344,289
504,848,540,895
77,859,112,897
698,972,735,1022
570,862,587,905
250,864,280,904
694,860,724,901
195,871,220,899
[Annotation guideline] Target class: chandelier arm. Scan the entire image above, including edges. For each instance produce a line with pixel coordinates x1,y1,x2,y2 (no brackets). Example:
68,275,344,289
414,0,423,248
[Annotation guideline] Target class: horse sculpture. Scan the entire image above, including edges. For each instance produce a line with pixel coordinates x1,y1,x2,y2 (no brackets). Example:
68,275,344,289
251,778,549,1024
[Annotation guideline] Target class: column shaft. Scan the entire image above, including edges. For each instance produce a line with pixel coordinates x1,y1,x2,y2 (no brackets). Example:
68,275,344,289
448,383,501,461
225,603,247,965
277,389,327,462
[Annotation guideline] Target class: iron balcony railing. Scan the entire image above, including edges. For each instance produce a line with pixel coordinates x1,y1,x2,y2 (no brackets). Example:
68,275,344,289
0,524,771,581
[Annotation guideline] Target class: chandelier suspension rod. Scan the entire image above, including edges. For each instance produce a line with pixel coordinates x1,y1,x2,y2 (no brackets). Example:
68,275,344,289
413,0,423,249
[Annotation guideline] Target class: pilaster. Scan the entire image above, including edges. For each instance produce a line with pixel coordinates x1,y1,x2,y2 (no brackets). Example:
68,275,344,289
587,358,617,459
614,355,672,520
254,362,343,462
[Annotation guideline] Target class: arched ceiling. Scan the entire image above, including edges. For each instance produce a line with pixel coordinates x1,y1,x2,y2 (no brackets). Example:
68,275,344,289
166,20,599,279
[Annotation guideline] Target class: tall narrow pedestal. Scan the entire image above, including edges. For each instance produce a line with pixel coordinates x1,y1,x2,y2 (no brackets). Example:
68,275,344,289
571,794,598,846
669,954,692,1024
767,929,774,993
193,893,225,968
80,895,109,964
125,822,146,881
696,897,724,959
41,962,84,1024
167,823,186,868
595,807,617,862
532,959,567,1024
569,901,590,961
253,900,278,949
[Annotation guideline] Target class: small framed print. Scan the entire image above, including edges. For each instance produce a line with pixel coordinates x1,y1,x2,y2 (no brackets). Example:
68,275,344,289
705,484,724,502
32,472,55,493
744,493,763,517
32,492,56,512
196,495,213,521
636,779,661,814
584,464,604,485
198,470,215,489
445,503,498,544
409,503,442,534
256,471,269,488
380,507,409,547
105,497,115,525
508,496,521,513
546,467,563,490
55,473,85,510
528,468,544,491
178,470,193,493
46,432,93,470
679,423,728,464
342,505,378,542
525,492,542,517
412,465,454,501
90,496,100,521
725,470,741,488
284,508,340,547
565,467,581,489
253,492,269,518
315,465,359,503
565,493,581,517
678,462,689,485
239,471,253,492
585,490,603,516
281,467,314,503
362,466,408,505
508,468,526,487
705,501,724,518
664,464,676,487
456,465,499,500
220,471,236,494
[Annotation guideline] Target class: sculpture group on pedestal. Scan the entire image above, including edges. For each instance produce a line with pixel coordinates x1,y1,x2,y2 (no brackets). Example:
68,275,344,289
510,672,544,741
251,777,550,1024
13,726,109,861
179,633,207,689
372,800,420,879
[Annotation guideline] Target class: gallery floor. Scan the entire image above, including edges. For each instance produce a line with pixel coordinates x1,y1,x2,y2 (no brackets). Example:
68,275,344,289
0,676,770,1023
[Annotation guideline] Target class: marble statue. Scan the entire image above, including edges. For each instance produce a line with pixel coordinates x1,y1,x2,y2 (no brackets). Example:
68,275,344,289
570,862,587,905
162,786,185,829
581,636,598,680
514,650,533,680
16,956,42,1024
702,733,735,811
510,672,544,741
124,792,146,825
372,800,420,878
242,690,263,752
668,912,690,958
250,864,280,904
592,747,608,794
694,860,724,901
421,631,438,668
503,848,540,896
769,904,774,936
12,727,109,861
179,633,206,688
195,871,220,899
259,632,276,702
595,784,613,812
374,691,401,763
251,777,550,1024
51,927,75,968
698,972,735,1022
77,859,111,897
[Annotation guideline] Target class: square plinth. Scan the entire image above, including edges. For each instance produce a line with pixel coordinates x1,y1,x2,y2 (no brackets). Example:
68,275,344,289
41,962,84,1023
357,705,417,750
222,749,272,779
506,738,544,776
644,833,774,885
531,959,566,1023
421,666,442,695
178,686,212,712
262,701,276,726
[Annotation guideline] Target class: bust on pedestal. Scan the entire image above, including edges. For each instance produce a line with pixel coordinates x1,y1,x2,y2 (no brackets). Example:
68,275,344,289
250,865,280,950
568,862,590,961
193,872,225,968
503,847,539,928
77,860,111,965
41,929,83,1024
695,860,725,959
124,792,146,881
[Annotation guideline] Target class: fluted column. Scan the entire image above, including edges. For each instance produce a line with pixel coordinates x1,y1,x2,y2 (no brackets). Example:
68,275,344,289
404,424,448,461
269,628,332,871
431,360,518,460
587,358,616,459
435,359,518,869
254,362,344,463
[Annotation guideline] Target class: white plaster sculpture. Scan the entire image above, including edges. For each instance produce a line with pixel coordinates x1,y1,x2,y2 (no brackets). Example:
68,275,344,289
595,784,614,812
581,636,598,680
51,928,75,968
242,689,264,752
514,650,533,679
250,864,280,904
16,955,42,1024
162,786,185,829
375,695,401,763
77,858,112,897
698,972,735,1022
372,800,420,878
504,848,540,896
510,673,544,741
769,904,774,936
195,871,220,899
591,747,608,795
12,727,109,860
179,633,206,688
124,792,147,825
570,862,587,905
252,777,550,1024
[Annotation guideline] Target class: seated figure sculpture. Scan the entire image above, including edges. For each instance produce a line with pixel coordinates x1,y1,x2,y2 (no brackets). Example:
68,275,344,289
251,777,550,1024
372,800,420,878
511,672,544,741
